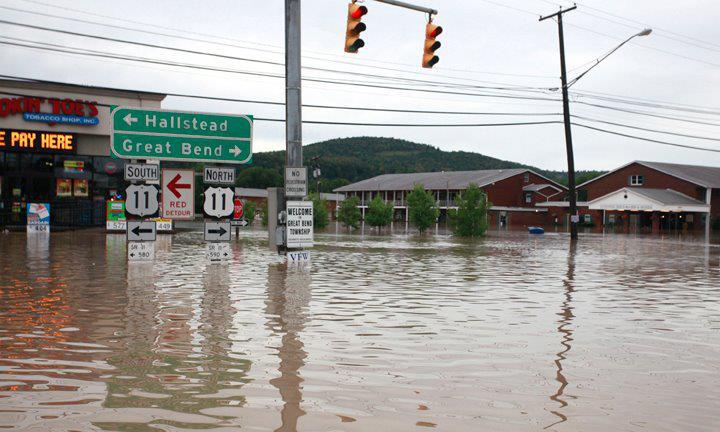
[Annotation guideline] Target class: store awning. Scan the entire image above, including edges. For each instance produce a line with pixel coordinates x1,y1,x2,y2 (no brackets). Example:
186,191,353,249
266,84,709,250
588,188,710,213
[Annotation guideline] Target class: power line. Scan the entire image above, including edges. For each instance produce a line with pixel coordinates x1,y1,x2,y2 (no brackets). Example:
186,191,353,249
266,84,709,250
572,122,720,153
3,83,719,153
572,115,720,142
0,2,557,81
0,38,563,103
0,74,560,117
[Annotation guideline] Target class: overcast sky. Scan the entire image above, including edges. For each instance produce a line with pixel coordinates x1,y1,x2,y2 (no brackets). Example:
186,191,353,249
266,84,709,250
2,0,720,170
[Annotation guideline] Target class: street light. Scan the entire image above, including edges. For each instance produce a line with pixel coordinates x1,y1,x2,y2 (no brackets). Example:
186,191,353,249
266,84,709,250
541,5,652,241
566,28,652,88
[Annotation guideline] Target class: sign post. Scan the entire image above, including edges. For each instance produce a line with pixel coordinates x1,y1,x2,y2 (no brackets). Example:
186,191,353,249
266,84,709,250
111,107,253,164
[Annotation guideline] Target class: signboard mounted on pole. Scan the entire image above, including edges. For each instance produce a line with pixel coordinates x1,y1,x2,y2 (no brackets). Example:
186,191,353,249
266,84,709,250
286,201,313,248
162,169,195,220
111,107,253,164
285,167,307,197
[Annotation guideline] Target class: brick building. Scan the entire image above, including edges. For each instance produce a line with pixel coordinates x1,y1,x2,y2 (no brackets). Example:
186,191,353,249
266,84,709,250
539,161,719,233
333,169,567,228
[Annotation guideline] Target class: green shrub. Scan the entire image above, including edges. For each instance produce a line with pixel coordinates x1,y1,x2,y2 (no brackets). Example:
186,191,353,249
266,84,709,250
448,184,489,237
311,194,329,229
407,184,439,234
366,195,394,228
338,196,361,229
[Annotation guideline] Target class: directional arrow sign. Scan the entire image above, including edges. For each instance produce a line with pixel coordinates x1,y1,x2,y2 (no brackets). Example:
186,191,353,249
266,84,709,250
111,107,253,164
204,187,234,218
125,184,159,217
204,221,231,242
162,169,194,220
127,221,157,242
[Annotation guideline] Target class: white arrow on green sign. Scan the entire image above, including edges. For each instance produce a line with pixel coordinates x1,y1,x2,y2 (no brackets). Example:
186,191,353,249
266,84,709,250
110,107,253,164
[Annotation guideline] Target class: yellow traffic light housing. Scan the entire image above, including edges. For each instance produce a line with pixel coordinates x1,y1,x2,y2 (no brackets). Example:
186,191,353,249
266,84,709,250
345,2,368,53
422,21,442,68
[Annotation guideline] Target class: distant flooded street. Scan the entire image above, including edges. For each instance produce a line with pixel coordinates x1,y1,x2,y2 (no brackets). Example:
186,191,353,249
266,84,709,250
1,228,719,431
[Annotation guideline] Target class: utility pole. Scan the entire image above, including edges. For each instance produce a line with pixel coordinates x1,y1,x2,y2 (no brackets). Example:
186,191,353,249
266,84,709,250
286,0,302,171
540,6,579,241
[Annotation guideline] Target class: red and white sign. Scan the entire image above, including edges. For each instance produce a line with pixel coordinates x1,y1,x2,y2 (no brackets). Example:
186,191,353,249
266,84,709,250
233,197,244,220
162,169,194,220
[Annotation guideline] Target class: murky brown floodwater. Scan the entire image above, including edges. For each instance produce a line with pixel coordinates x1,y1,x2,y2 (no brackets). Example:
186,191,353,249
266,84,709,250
1,228,719,431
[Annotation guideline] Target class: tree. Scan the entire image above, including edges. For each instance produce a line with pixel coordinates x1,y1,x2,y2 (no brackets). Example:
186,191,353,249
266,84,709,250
448,183,489,237
260,202,268,227
365,194,394,229
407,184,439,233
338,196,361,229
244,201,256,225
236,167,282,189
311,193,329,229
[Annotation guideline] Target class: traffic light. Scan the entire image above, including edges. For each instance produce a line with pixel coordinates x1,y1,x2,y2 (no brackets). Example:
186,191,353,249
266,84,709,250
345,2,368,53
422,21,443,68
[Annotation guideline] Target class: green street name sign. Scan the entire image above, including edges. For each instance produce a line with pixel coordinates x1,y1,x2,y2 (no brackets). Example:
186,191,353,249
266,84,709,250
110,107,253,164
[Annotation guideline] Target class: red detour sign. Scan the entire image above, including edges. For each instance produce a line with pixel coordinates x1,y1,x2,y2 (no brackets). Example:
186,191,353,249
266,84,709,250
233,197,244,220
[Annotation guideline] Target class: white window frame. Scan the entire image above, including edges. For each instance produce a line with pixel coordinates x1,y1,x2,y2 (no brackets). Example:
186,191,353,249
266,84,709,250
630,175,644,186
524,192,533,204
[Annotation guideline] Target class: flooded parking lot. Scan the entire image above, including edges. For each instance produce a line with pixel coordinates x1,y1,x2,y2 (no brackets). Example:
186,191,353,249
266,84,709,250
1,228,720,431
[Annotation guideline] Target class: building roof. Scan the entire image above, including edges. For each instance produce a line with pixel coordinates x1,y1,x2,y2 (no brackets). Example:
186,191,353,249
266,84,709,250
522,183,560,192
578,160,720,189
588,188,709,212
626,188,708,206
0,78,166,101
334,169,564,192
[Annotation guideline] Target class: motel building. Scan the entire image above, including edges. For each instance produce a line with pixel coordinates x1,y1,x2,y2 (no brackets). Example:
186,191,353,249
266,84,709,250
333,169,568,227
0,79,166,227
539,161,720,234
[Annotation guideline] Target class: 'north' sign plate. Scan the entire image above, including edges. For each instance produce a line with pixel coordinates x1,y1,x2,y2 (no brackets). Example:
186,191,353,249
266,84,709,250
111,107,253,164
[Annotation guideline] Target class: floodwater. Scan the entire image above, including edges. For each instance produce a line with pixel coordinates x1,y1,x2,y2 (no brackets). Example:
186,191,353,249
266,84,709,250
1,228,719,432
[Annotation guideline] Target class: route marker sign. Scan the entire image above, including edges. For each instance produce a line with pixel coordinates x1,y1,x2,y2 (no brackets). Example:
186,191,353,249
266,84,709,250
285,167,307,197
127,220,157,242
204,187,234,218
204,167,235,184
111,107,253,164
124,163,159,182
125,184,159,217
162,169,195,220
128,241,154,262
205,221,231,242
206,242,231,263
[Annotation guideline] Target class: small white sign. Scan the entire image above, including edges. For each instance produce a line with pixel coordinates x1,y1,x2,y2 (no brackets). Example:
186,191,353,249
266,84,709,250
125,184,159,217
206,242,231,263
106,220,127,231
155,220,172,231
570,215,580,223
127,221,157,242
203,187,234,218
124,163,159,182
285,167,307,197
205,221,231,242
128,241,154,262
204,167,235,185
286,200,313,248
231,219,248,227
287,250,311,263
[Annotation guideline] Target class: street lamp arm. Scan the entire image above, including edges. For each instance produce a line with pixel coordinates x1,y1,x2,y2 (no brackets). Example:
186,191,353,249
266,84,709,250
566,28,652,89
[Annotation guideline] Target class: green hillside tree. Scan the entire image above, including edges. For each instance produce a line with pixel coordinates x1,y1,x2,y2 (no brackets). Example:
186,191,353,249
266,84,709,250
236,167,282,189
244,201,256,225
338,196,361,229
366,194,394,229
407,184,439,234
448,184,489,237
311,194,329,229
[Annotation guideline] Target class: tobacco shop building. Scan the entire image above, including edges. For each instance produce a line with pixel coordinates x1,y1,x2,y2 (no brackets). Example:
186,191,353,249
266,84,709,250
0,79,165,227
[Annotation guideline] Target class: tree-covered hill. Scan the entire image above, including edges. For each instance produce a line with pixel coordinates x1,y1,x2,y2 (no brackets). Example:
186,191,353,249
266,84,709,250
237,136,603,191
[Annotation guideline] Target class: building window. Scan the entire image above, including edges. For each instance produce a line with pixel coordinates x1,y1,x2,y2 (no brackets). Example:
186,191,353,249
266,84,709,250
523,172,530,183
629,175,644,186
524,192,533,204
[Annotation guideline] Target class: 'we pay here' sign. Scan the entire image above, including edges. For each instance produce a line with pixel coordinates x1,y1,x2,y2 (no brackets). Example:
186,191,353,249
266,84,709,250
286,201,313,248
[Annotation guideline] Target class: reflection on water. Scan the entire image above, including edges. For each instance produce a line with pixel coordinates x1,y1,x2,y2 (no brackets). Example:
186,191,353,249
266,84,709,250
546,242,576,429
1,229,720,431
